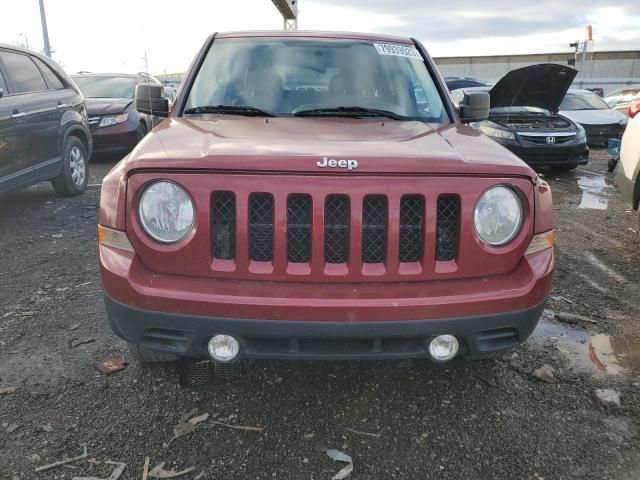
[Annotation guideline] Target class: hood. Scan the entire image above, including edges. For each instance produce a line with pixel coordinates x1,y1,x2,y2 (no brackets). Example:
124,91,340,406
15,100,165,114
122,117,536,180
490,64,577,113
559,108,626,125
84,98,132,116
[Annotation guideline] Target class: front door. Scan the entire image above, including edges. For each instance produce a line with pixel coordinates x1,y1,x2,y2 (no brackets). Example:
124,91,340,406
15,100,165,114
0,49,62,174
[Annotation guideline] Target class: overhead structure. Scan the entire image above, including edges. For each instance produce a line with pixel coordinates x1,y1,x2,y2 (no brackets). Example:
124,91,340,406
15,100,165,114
271,0,298,30
569,25,595,75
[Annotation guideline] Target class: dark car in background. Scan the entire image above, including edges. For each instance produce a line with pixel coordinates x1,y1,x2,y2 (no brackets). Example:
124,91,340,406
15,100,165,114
451,64,589,170
559,89,627,146
0,44,92,196
444,76,488,91
71,72,162,155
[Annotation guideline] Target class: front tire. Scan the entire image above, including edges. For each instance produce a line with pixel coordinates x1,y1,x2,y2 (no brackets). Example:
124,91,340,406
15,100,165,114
52,136,88,196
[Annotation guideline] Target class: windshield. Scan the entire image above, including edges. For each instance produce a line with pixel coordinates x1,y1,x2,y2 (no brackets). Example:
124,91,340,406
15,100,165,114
72,76,137,98
560,93,609,111
185,38,448,122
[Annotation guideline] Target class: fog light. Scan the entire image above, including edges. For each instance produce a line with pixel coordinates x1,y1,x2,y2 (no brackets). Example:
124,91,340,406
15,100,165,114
207,335,240,363
428,335,459,362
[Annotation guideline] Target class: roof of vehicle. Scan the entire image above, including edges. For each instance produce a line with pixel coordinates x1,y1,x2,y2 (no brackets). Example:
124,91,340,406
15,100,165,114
0,43,43,56
215,30,414,44
0,42,79,92
451,86,491,92
0,43,64,70
444,76,485,81
566,89,601,95
71,72,147,78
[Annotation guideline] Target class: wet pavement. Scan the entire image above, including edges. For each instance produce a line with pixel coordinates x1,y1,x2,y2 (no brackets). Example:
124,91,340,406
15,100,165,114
546,167,616,211
532,314,640,377
1,149,640,479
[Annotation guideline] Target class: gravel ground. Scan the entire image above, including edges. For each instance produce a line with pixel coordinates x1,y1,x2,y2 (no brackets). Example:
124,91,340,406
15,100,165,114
1,150,639,480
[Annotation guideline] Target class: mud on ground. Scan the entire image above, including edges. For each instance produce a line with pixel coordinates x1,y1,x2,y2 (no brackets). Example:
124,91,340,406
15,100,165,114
1,151,639,479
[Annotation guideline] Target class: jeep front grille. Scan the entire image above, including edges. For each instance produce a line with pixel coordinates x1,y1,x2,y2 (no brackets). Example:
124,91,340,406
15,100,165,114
399,195,424,263
287,195,312,263
362,196,387,263
249,193,274,261
436,195,459,262
212,191,460,269
212,192,236,260
324,195,350,264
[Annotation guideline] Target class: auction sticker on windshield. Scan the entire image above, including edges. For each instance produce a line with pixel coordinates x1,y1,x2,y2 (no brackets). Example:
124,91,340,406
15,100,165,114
373,43,422,59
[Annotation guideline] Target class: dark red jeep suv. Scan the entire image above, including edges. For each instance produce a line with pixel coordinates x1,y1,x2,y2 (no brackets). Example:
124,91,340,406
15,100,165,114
98,31,555,364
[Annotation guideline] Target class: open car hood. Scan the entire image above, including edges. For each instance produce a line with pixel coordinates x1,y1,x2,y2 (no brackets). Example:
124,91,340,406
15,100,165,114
490,64,577,113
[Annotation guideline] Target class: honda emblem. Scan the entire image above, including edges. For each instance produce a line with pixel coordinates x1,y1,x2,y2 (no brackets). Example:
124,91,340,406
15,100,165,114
546,136,556,145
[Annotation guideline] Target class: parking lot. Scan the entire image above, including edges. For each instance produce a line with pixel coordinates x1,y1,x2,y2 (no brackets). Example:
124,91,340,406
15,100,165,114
0,149,638,479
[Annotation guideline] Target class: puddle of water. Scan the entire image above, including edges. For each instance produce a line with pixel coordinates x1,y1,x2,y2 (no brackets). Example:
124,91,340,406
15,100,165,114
577,175,609,210
532,318,640,376
550,172,613,210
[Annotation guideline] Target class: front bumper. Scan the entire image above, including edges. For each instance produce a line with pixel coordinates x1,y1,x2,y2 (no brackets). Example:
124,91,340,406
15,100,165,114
505,143,589,167
105,293,546,360
100,243,554,361
582,123,625,146
91,122,137,153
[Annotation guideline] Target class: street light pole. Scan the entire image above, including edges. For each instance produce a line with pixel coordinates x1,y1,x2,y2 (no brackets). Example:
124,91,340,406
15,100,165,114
38,0,52,57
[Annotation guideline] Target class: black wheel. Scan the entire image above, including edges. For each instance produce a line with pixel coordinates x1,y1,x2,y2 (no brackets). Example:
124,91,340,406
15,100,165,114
136,122,148,143
126,341,179,363
51,136,88,196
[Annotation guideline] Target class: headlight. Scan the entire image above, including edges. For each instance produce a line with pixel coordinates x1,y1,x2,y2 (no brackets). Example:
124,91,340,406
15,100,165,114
473,121,516,141
99,112,129,128
474,186,522,246
575,125,587,142
138,181,194,243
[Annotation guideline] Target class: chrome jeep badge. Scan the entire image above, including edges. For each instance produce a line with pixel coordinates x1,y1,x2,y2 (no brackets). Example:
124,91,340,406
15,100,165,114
317,157,359,170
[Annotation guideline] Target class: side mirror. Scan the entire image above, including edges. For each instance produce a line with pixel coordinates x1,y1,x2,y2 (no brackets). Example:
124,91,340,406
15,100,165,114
0,88,4,98
135,84,169,117
459,91,490,123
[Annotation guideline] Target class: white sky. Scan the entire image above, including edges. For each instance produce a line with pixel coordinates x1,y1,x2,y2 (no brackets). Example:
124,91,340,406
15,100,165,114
1,0,639,75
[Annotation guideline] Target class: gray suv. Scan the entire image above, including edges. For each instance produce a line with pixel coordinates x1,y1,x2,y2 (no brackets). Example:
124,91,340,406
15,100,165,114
0,44,92,196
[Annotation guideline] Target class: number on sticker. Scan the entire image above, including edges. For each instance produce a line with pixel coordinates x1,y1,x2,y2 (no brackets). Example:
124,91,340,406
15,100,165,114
373,43,422,59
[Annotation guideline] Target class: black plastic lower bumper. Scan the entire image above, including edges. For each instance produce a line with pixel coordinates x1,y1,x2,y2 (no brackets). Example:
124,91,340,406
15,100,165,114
105,295,546,361
505,144,589,167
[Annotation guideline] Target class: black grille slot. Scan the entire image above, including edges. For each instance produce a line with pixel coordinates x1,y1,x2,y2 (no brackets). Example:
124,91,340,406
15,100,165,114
436,195,459,261
249,193,274,261
324,196,349,263
399,195,424,262
362,196,387,263
287,195,312,263
212,192,236,260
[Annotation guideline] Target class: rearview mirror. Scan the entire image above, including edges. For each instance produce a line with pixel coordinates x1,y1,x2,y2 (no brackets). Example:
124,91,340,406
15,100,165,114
135,84,169,117
459,91,490,123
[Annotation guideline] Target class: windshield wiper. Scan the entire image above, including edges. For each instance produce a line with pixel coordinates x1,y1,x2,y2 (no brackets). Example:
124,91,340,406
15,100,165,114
294,106,411,120
184,105,276,117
